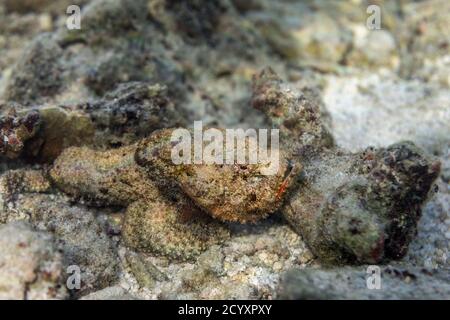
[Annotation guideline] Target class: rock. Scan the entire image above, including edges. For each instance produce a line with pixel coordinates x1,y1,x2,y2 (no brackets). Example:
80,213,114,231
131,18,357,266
2,83,180,163
257,12,352,67
83,82,186,148
346,27,398,69
0,178,120,297
253,69,440,264
124,251,168,289
405,178,450,269
278,265,450,299
1,0,84,14
80,286,138,300
398,0,450,85
0,221,68,300
13,194,120,296
197,245,225,276
34,106,95,163
322,72,450,155
153,219,310,300
0,169,51,218
0,108,41,159
1,34,63,105
251,67,334,156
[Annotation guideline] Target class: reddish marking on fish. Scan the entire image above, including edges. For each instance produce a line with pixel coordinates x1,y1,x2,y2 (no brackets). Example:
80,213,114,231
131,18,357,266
276,163,297,200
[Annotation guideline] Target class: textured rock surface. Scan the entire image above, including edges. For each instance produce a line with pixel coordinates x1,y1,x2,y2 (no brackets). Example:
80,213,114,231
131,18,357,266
0,169,120,296
0,221,68,299
117,217,312,299
278,265,450,299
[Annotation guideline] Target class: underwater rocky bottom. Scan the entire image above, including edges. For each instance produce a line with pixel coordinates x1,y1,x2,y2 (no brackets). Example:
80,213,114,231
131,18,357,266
0,0,448,299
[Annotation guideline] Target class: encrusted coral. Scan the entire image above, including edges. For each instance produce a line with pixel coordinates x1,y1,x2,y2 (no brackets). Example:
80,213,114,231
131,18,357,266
0,108,41,159
123,198,230,261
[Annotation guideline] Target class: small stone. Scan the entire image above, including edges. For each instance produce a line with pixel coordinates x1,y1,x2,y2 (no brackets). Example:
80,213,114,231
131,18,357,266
124,251,167,289
197,245,225,276
136,128,298,223
0,221,68,300
0,108,41,159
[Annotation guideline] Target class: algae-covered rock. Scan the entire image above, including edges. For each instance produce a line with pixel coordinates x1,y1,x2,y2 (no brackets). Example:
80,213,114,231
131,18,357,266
84,82,186,148
251,67,334,157
0,108,41,159
124,250,168,289
0,106,95,163
35,106,95,162
1,82,182,163
283,143,440,264
255,11,352,67
2,34,63,105
398,0,450,85
278,265,450,300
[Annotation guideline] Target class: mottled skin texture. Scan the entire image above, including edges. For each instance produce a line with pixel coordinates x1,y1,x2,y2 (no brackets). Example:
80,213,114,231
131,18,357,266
50,144,159,206
0,169,51,199
135,128,299,223
50,144,229,261
123,198,229,261
48,67,439,265
252,68,440,264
